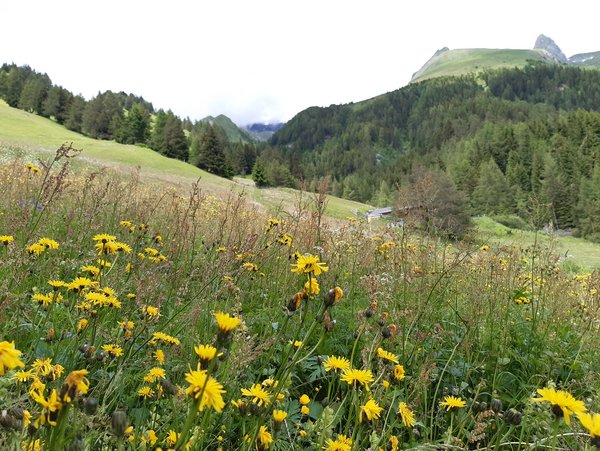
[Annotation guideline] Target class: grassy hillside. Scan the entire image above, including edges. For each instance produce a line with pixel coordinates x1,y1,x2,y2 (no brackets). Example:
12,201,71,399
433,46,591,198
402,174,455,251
474,217,600,270
0,100,371,218
411,48,551,83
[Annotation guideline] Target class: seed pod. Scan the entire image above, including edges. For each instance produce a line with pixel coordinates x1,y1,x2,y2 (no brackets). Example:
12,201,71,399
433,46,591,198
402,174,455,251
491,398,503,413
364,308,374,318
83,398,98,415
504,408,522,425
160,379,178,396
111,411,128,437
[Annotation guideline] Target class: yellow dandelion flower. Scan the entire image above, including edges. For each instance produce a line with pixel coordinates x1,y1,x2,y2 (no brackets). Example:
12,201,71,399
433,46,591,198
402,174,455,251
398,402,416,427
144,367,166,383
81,265,101,277
184,364,226,412
257,425,273,449
323,434,353,451
241,383,270,406
214,311,241,336
532,387,587,425
153,349,165,365
14,368,34,383
31,388,62,427
165,430,179,447
323,355,351,373
392,364,406,381
340,368,374,389
273,409,287,423
32,357,53,376
102,344,124,358
76,318,89,332
138,386,155,399
439,395,466,411
0,235,14,245
150,331,180,346
26,243,45,255
577,412,600,445
360,398,383,422
195,344,220,364
291,254,329,276
376,347,399,364
304,278,320,295
38,238,59,249
142,305,161,319
61,369,89,402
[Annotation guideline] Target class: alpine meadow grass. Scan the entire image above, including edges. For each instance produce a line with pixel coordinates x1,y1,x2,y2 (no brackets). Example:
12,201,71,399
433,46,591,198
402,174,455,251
0,145,599,450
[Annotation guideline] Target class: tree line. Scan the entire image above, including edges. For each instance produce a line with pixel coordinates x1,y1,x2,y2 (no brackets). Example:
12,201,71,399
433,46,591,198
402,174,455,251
0,63,289,183
270,63,600,240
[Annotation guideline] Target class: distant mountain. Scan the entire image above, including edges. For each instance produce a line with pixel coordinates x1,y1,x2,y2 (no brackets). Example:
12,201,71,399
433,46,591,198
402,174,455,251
534,34,568,63
199,114,254,143
569,51,600,67
411,48,550,83
245,122,284,142
411,35,599,83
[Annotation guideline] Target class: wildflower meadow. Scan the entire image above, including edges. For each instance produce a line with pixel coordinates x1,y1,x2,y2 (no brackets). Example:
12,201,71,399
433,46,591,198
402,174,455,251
0,145,599,450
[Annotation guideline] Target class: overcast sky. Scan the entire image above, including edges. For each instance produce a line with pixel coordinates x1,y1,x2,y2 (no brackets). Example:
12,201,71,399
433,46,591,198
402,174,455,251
1,1,599,125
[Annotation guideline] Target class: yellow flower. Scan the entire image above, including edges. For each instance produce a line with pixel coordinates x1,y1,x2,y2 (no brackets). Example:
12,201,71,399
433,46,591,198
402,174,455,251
153,349,166,365
301,405,310,415
273,409,287,423
299,394,310,405
243,262,258,272
214,311,241,336
398,402,416,427
21,438,41,451
0,235,14,245
150,331,180,346
340,368,374,389
184,364,226,412
376,347,399,364
304,278,320,295
439,395,466,411
144,367,166,383
165,430,179,446
195,344,220,363
93,233,116,243
14,369,34,383
38,238,59,249
0,341,25,375
31,388,62,427
577,412,600,444
392,364,406,381
142,429,158,446
61,369,89,402
323,355,351,373
291,254,329,276
32,357,53,376
138,386,155,399
82,265,101,277
77,318,89,332
26,243,45,255
257,425,273,449
241,383,270,406
532,387,587,425
323,434,353,451
389,435,399,451
32,293,54,307
102,344,124,357
142,305,161,319
278,233,293,247
360,398,383,422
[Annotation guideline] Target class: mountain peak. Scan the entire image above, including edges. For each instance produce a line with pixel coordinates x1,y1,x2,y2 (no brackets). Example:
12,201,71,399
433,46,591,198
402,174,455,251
534,34,567,63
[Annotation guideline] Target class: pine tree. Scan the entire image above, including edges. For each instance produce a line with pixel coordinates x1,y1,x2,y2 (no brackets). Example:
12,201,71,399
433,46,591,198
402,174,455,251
252,160,270,187
471,158,514,215
192,124,228,175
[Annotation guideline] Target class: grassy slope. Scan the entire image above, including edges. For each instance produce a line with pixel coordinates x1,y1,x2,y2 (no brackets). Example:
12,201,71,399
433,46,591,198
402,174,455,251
0,101,371,218
474,216,600,270
411,48,550,83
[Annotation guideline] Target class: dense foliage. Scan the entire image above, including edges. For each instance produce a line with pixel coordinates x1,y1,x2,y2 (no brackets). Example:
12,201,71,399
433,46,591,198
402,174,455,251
0,147,599,450
272,63,600,239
